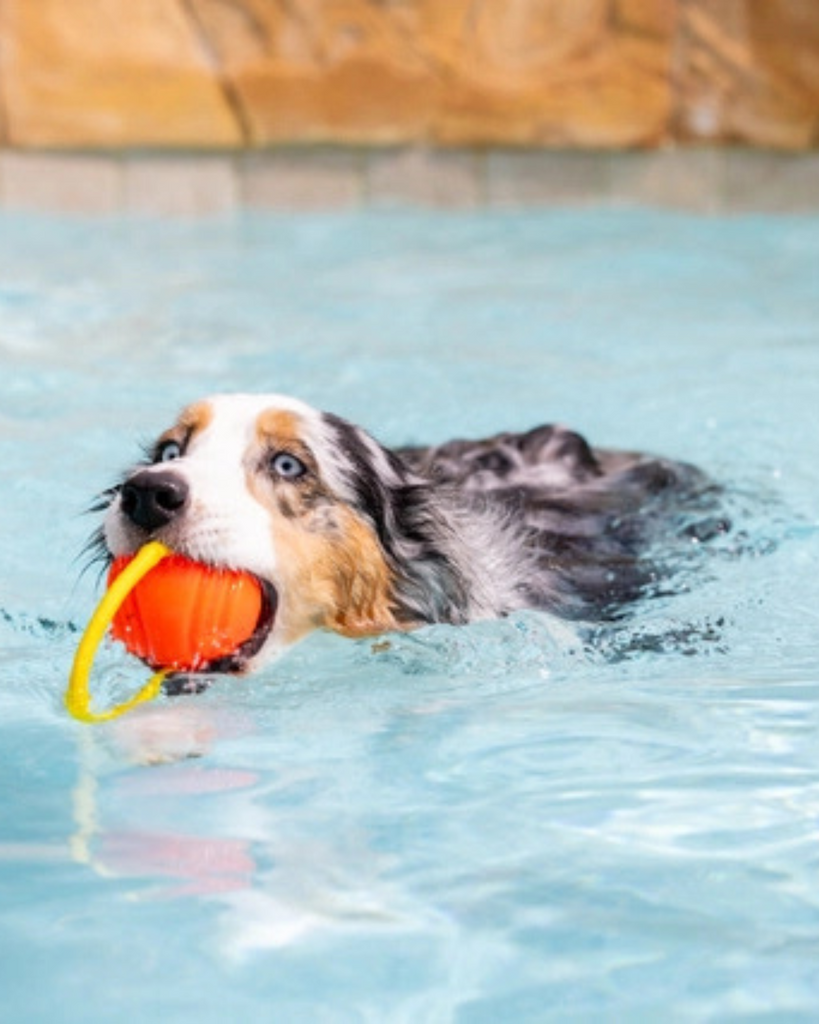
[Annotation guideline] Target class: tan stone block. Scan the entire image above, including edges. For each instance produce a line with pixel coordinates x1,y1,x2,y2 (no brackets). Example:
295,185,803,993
677,0,819,149
188,0,673,148
429,2,672,147
188,0,436,144
0,152,122,212
0,0,242,147
239,149,365,209
366,147,482,207
123,155,238,215
615,0,676,37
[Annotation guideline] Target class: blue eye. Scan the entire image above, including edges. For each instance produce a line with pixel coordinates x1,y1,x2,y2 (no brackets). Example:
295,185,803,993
271,452,306,480
156,440,182,463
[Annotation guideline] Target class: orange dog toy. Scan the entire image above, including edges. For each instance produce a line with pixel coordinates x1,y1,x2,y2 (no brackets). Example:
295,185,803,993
108,552,263,672
66,542,263,723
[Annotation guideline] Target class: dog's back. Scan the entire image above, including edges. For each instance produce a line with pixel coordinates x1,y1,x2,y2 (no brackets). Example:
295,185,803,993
398,424,728,621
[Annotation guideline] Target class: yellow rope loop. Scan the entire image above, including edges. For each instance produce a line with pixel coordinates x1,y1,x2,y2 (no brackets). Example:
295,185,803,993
66,541,171,724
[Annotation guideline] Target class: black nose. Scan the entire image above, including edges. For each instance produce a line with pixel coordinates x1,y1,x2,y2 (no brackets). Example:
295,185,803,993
119,469,189,531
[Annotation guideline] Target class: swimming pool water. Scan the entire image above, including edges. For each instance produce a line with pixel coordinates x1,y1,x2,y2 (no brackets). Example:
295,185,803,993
1,208,818,1021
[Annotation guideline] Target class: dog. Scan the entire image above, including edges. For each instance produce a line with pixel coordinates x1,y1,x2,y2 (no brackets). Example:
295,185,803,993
95,393,726,675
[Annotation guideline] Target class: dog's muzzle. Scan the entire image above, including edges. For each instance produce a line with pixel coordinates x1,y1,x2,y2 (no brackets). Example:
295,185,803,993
114,467,278,675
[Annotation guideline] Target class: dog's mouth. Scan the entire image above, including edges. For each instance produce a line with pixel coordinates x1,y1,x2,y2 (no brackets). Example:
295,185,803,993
161,579,276,695
198,577,278,675
104,538,281,681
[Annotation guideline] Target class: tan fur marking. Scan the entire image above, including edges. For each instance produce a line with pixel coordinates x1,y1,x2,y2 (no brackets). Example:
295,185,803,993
255,496,400,644
255,409,302,453
277,506,401,644
158,400,214,449
322,508,402,639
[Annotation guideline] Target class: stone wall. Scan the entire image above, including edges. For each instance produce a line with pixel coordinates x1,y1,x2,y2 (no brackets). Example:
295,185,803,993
1,0,817,151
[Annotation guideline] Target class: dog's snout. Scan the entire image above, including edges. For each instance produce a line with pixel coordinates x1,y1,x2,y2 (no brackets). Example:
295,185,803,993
120,469,189,531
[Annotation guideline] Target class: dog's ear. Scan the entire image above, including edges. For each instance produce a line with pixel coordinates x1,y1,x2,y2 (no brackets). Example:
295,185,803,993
321,411,473,627
324,509,402,638
270,502,404,643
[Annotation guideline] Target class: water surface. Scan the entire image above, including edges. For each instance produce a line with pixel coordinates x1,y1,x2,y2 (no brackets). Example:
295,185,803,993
1,209,818,1021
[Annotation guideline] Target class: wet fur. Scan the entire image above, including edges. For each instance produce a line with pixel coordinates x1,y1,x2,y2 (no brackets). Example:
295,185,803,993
339,418,724,624
98,394,727,672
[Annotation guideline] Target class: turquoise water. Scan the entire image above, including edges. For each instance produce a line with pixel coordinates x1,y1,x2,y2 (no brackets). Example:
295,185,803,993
1,208,818,1021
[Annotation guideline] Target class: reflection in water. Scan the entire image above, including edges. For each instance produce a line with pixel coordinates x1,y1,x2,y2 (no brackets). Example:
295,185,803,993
68,701,437,957
70,704,259,898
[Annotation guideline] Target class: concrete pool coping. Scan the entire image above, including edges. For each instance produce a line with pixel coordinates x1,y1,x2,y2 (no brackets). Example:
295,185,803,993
1,147,819,217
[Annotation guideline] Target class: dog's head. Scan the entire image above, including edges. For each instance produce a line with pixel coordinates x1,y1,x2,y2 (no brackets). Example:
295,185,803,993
102,394,427,672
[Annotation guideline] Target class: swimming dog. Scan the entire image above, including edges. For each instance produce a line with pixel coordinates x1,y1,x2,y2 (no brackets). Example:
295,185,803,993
96,393,724,674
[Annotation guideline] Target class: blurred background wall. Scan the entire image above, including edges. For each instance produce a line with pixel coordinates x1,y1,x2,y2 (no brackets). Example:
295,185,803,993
2,0,818,150
0,1,817,212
